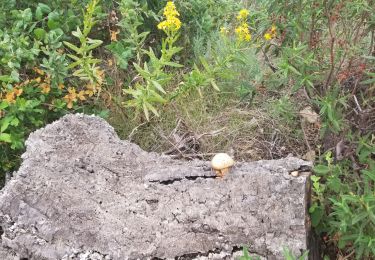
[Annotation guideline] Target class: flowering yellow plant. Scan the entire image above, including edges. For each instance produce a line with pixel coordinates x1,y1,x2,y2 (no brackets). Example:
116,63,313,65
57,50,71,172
40,83,51,94
237,9,249,21
264,24,277,40
63,87,77,109
235,9,251,42
163,1,180,18
157,16,181,32
157,1,181,33
235,23,251,42
2,88,23,104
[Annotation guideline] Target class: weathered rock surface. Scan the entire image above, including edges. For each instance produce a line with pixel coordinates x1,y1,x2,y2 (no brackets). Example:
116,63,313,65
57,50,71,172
0,114,312,260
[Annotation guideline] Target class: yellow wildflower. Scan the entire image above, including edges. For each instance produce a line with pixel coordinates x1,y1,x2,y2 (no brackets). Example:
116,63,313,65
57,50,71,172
237,9,249,21
14,88,23,97
85,83,96,97
271,24,277,35
40,83,51,94
77,90,86,101
264,25,277,41
157,16,181,31
45,74,51,84
157,1,181,33
33,67,45,76
235,23,251,42
264,33,272,40
58,83,65,90
245,33,251,41
163,1,180,18
63,87,77,109
34,77,42,83
3,87,23,104
5,92,15,103
95,69,105,86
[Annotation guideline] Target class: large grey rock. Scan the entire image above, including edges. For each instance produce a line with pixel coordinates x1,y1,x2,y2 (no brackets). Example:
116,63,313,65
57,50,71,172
0,114,313,260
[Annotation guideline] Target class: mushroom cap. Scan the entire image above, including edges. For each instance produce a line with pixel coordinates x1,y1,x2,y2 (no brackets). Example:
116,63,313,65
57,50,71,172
211,153,235,170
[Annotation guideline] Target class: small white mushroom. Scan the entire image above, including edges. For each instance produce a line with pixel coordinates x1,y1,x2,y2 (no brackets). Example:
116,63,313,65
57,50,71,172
290,171,299,177
211,153,235,178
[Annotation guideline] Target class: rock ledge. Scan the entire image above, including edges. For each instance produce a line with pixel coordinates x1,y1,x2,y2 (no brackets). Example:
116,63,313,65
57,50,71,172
0,114,312,259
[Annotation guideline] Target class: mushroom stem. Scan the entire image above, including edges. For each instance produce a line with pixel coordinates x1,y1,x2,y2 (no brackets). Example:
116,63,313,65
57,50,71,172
215,170,223,178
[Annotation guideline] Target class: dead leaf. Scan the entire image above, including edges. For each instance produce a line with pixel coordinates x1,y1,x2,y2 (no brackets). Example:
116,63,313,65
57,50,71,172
302,150,316,162
299,106,319,124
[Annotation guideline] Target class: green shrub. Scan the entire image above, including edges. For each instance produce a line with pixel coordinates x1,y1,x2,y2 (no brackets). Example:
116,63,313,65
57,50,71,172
239,246,309,260
311,135,375,259
0,0,104,183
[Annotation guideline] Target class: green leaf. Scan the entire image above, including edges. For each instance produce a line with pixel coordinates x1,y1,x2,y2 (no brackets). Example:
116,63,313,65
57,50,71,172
327,177,342,193
148,90,167,103
351,211,369,225
361,77,375,85
313,165,330,175
35,3,51,20
1,116,13,132
21,8,33,23
105,42,133,69
38,3,51,13
145,102,159,117
0,101,9,110
363,169,375,182
35,8,43,21
242,247,250,258
72,27,83,39
199,56,211,72
47,19,60,30
85,39,103,52
33,28,46,40
210,79,220,91
133,63,151,78
64,41,81,53
66,54,81,62
288,65,302,75
142,102,150,121
10,117,19,127
163,61,183,68
67,60,81,69
10,70,20,82
0,75,12,82
151,80,166,94
0,133,11,143
311,207,324,227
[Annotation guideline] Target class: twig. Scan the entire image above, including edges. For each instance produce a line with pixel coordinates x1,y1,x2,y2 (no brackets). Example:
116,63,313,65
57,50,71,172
301,122,312,151
340,249,355,260
195,127,226,140
169,152,218,159
325,15,335,90
128,122,148,141
353,94,362,113
369,29,374,56
261,48,277,73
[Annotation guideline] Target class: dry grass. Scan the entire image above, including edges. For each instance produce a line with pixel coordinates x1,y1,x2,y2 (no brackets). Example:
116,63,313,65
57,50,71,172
105,86,312,163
